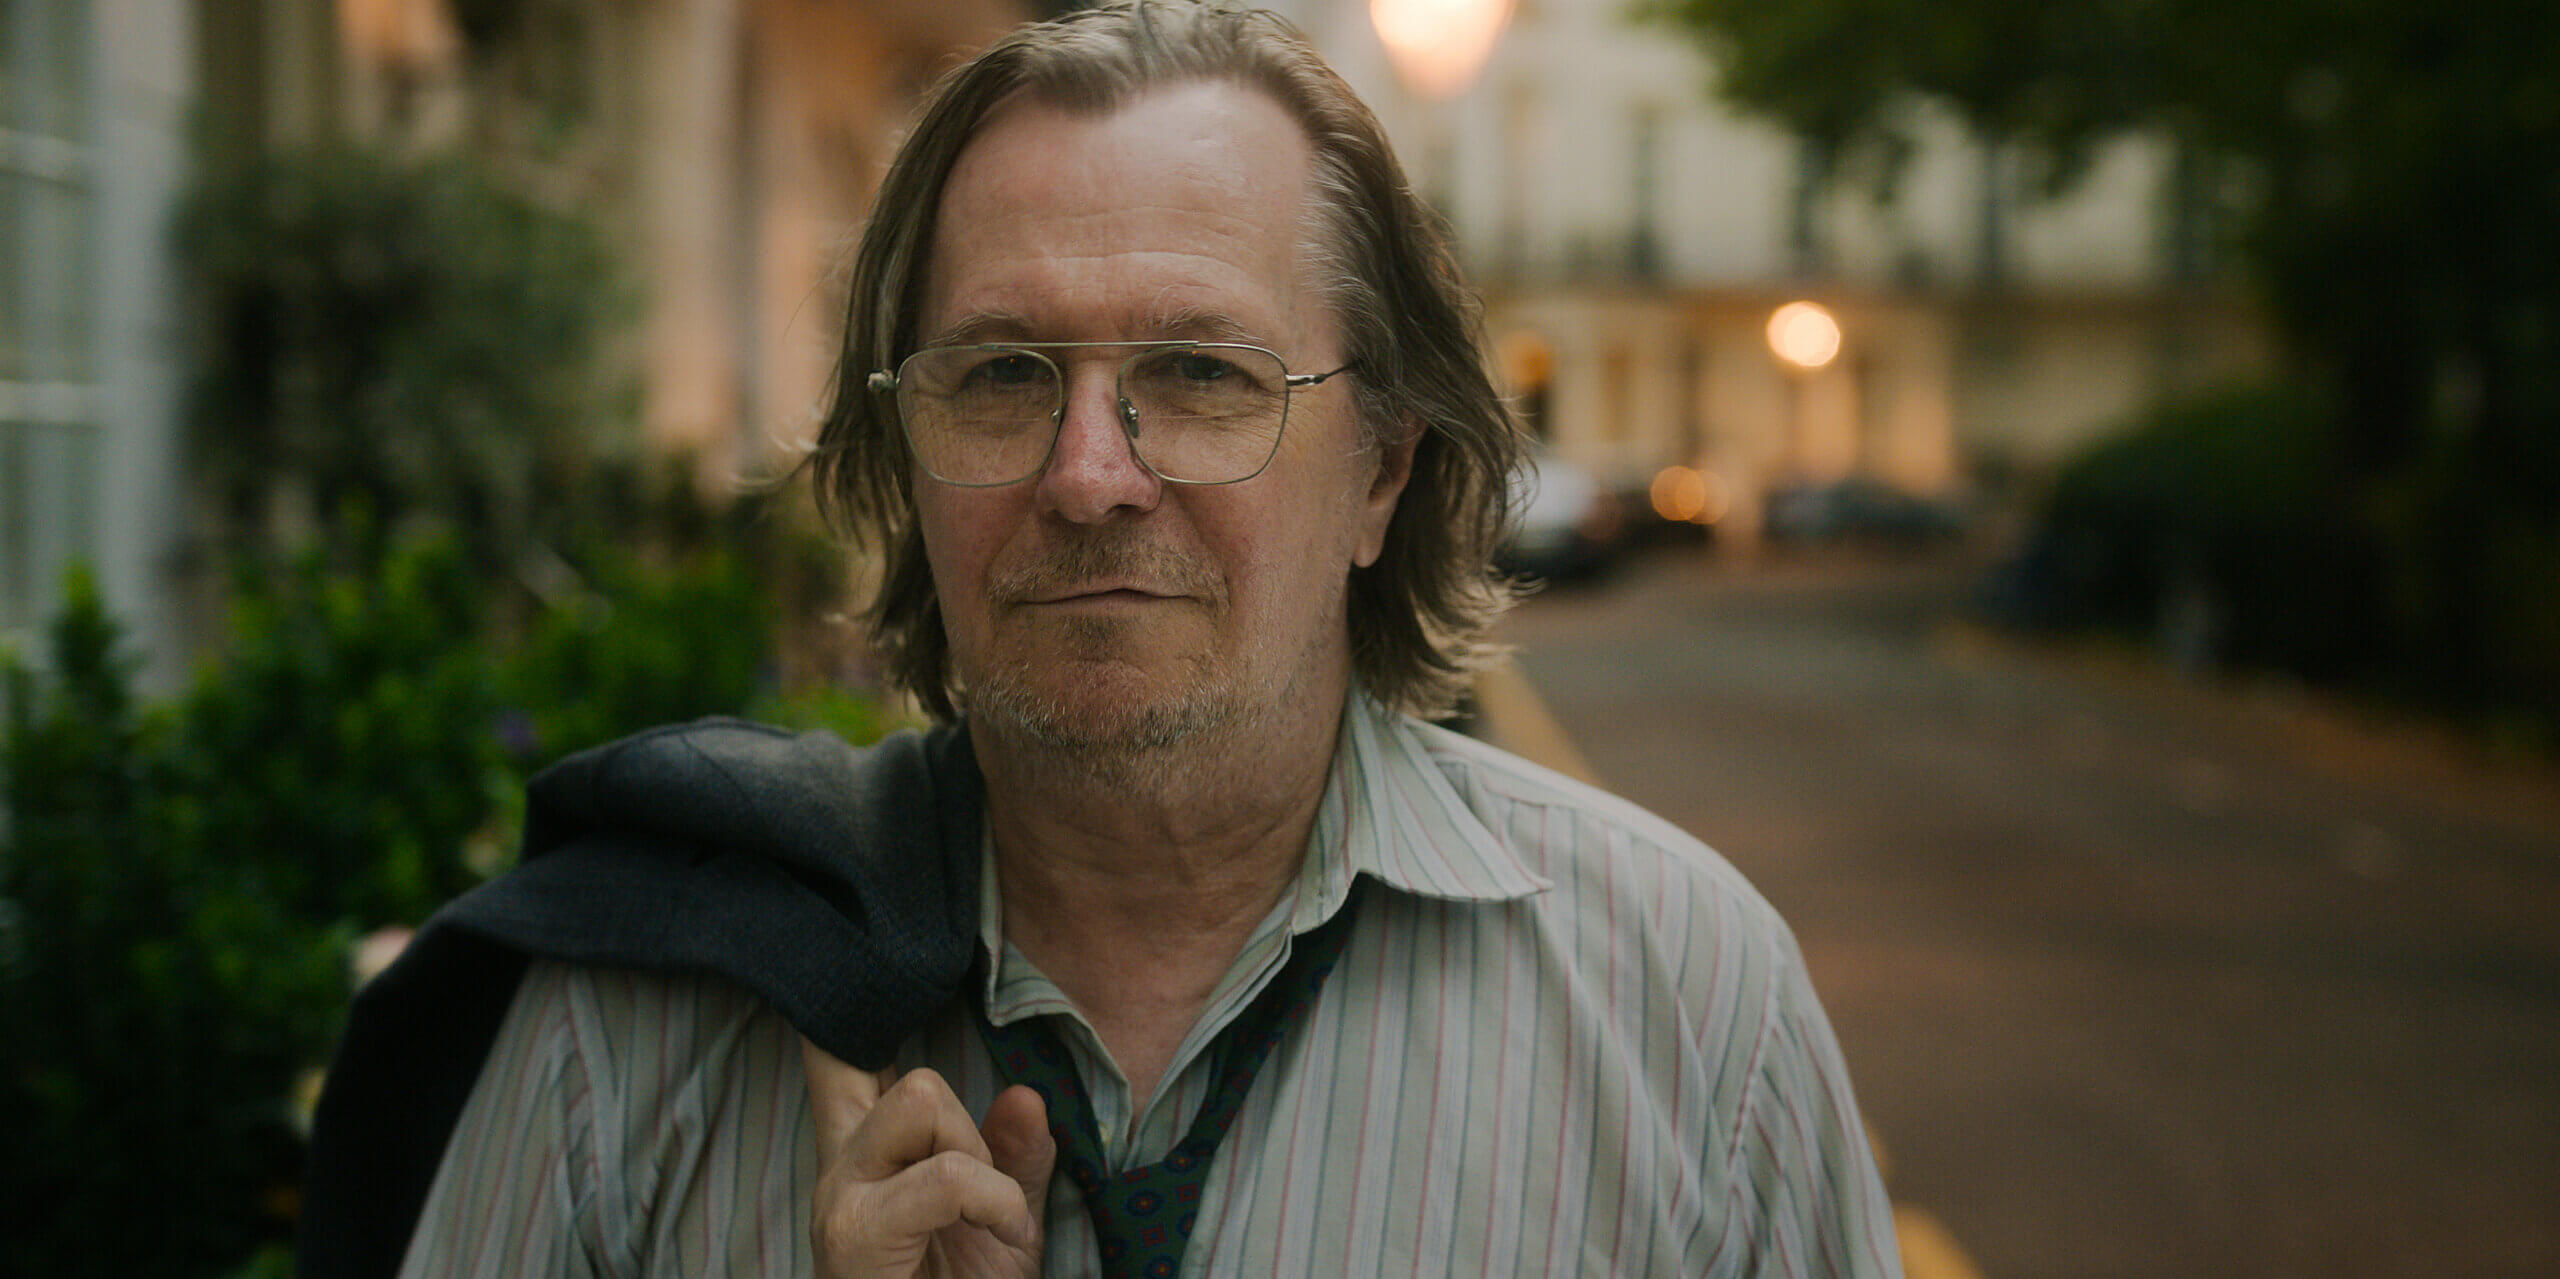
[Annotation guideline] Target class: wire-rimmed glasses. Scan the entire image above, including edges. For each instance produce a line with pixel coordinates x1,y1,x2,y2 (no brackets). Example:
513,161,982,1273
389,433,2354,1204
865,341,1354,486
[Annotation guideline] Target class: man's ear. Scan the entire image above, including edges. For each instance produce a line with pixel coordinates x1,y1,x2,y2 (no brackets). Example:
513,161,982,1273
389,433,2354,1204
1352,421,1422,569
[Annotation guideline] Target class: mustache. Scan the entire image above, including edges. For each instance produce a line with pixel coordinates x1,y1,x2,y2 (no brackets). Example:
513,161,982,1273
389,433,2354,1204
988,534,1223,605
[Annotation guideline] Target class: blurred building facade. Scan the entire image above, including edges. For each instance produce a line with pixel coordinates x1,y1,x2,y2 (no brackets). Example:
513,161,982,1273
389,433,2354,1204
10,0,2269,672
5,0,1029,678
1281,0,2269,542
3,0,192,669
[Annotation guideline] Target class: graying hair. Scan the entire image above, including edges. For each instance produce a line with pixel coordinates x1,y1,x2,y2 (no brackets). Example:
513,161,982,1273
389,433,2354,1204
812,0,1522,720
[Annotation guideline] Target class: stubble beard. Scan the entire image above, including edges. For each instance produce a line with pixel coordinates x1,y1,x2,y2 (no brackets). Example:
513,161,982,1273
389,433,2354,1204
970,644,1251,790
961,535,1259,789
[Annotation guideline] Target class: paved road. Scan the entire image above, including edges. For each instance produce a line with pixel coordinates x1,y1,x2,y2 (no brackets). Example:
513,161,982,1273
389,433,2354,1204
1493,549,2560,1279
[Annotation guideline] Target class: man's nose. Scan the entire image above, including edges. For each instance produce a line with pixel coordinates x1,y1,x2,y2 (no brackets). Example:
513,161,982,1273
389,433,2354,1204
1036,364,1162,521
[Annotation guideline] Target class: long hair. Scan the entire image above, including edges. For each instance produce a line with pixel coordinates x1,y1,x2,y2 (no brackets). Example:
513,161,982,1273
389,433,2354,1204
812,0,1521,720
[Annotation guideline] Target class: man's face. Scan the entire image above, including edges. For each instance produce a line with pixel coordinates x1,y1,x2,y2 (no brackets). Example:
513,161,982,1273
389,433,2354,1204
912,80,1411,755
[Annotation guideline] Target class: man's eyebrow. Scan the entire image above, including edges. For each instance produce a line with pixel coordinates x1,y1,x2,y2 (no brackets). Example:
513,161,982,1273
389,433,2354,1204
1142,307,1266,346
921,308,1272,349
923,313,1035,348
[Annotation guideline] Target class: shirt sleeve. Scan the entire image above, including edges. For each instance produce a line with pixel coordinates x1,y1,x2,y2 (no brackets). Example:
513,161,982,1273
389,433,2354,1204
1721,934,1905,1278
396,961,603,1279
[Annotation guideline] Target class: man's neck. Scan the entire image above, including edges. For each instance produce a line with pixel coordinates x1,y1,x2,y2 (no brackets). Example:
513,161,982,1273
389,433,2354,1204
972,692,1351,1102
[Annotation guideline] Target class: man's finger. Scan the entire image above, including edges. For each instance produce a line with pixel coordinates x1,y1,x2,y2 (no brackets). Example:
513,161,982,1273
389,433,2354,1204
980,1085,1055,1250
832,1067,997,1184
800,1036,891,1155
827,1149,1040,1253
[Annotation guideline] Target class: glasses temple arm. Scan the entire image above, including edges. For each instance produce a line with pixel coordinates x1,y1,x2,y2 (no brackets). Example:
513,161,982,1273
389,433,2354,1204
1284,361,1358,389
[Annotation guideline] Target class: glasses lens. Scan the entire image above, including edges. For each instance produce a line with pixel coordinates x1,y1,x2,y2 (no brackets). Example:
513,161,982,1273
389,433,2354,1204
899,348,1061,484
1120,345,1289,483
893,344,1297,485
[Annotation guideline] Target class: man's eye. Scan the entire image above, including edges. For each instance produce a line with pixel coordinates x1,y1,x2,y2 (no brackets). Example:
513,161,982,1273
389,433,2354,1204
972,354,1049,387
1171,354,1238,383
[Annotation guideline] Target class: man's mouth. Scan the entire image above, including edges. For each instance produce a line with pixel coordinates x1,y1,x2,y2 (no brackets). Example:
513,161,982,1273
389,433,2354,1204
991,537,1219,610
1029,584,1174,605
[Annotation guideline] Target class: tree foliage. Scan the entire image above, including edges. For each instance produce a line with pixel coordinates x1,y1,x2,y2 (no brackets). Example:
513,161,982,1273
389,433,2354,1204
1646,0,2560,471
1646,0,2560,719
176,145,635,570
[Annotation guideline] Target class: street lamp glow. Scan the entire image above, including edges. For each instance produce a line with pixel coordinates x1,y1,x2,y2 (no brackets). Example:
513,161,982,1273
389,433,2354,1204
1650,465,1731,525
1767,301,1843,371
339,0,458,71
1371,0,1515,99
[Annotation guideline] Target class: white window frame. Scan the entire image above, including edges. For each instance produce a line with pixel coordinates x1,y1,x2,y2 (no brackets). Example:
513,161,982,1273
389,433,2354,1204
2,0,101,647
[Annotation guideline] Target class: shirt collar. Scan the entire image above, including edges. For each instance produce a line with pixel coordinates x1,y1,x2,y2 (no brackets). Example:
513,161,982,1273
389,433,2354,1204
1286,692,1551,930
975,691,1554,1009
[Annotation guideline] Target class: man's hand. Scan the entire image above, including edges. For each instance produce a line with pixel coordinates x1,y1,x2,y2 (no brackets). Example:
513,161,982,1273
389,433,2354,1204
802,1037,1057,1278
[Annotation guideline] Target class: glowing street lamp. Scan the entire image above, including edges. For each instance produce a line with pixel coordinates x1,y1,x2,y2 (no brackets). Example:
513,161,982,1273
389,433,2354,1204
1766,300,1842,372
340,0,459,73
1371,0,1516,99
1767,301,1846,481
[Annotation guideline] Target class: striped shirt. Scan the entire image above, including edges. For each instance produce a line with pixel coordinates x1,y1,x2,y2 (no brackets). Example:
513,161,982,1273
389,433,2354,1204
399,697,1901,1276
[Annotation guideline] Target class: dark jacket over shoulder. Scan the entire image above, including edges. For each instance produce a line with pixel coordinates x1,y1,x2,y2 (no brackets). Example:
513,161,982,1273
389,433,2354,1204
298,719,983,1279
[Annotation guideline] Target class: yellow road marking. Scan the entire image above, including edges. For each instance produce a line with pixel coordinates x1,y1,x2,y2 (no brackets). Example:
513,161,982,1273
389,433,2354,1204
1895,1206,1988,1279
1469,658,1602,785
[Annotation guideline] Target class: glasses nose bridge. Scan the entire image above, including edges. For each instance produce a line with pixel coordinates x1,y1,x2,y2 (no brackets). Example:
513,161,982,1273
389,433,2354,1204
1047,348,1143,434
1035,348,1157,492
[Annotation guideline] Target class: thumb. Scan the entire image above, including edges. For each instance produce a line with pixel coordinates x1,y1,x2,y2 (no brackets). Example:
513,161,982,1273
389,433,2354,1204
979,1084,1056,1249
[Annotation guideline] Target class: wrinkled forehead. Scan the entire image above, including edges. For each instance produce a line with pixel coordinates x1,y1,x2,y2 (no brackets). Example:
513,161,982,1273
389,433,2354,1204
918,80,1329,350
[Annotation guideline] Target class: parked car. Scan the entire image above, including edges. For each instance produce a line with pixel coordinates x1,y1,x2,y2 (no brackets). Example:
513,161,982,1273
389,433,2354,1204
1762,477,1968,548
1497,448,1625,582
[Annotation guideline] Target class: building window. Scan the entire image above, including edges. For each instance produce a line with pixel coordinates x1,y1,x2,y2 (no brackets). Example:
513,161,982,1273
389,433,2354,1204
1627,102,1662,282
1601,344,1632,444
2161,138,2221,285
1498,79,1537,281
2,0,99,638
1787,137,1831,278
1974,135,2014,289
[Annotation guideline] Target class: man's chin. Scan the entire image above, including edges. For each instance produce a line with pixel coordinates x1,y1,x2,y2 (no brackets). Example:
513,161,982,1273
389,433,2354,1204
967,669,1240,759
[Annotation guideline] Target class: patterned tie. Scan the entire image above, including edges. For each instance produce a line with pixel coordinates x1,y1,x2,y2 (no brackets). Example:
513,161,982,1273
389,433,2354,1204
974,884,1363,1279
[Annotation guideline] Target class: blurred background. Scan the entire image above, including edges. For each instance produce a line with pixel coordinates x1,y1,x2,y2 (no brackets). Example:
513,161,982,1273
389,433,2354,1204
4,0,2555,1274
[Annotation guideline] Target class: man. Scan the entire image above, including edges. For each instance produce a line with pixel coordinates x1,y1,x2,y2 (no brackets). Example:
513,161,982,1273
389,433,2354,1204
303,3,1900,1275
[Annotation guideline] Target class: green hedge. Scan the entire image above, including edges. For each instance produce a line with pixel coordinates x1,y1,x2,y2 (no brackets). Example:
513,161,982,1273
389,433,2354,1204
1,538,888,1277
4,139,899,1275
2019,382,2559,735
2025,385,2379,678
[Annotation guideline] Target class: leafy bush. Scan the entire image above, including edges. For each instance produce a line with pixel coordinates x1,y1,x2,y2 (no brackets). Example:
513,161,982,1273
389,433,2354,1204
2,570,349,1276
177,144,633,569
172,539,513,929
2366,428,2560,732
2006,384,2382,679
503,543,775,767
2009,381,2559,736
1,535,883,1277
0,135,899,1277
